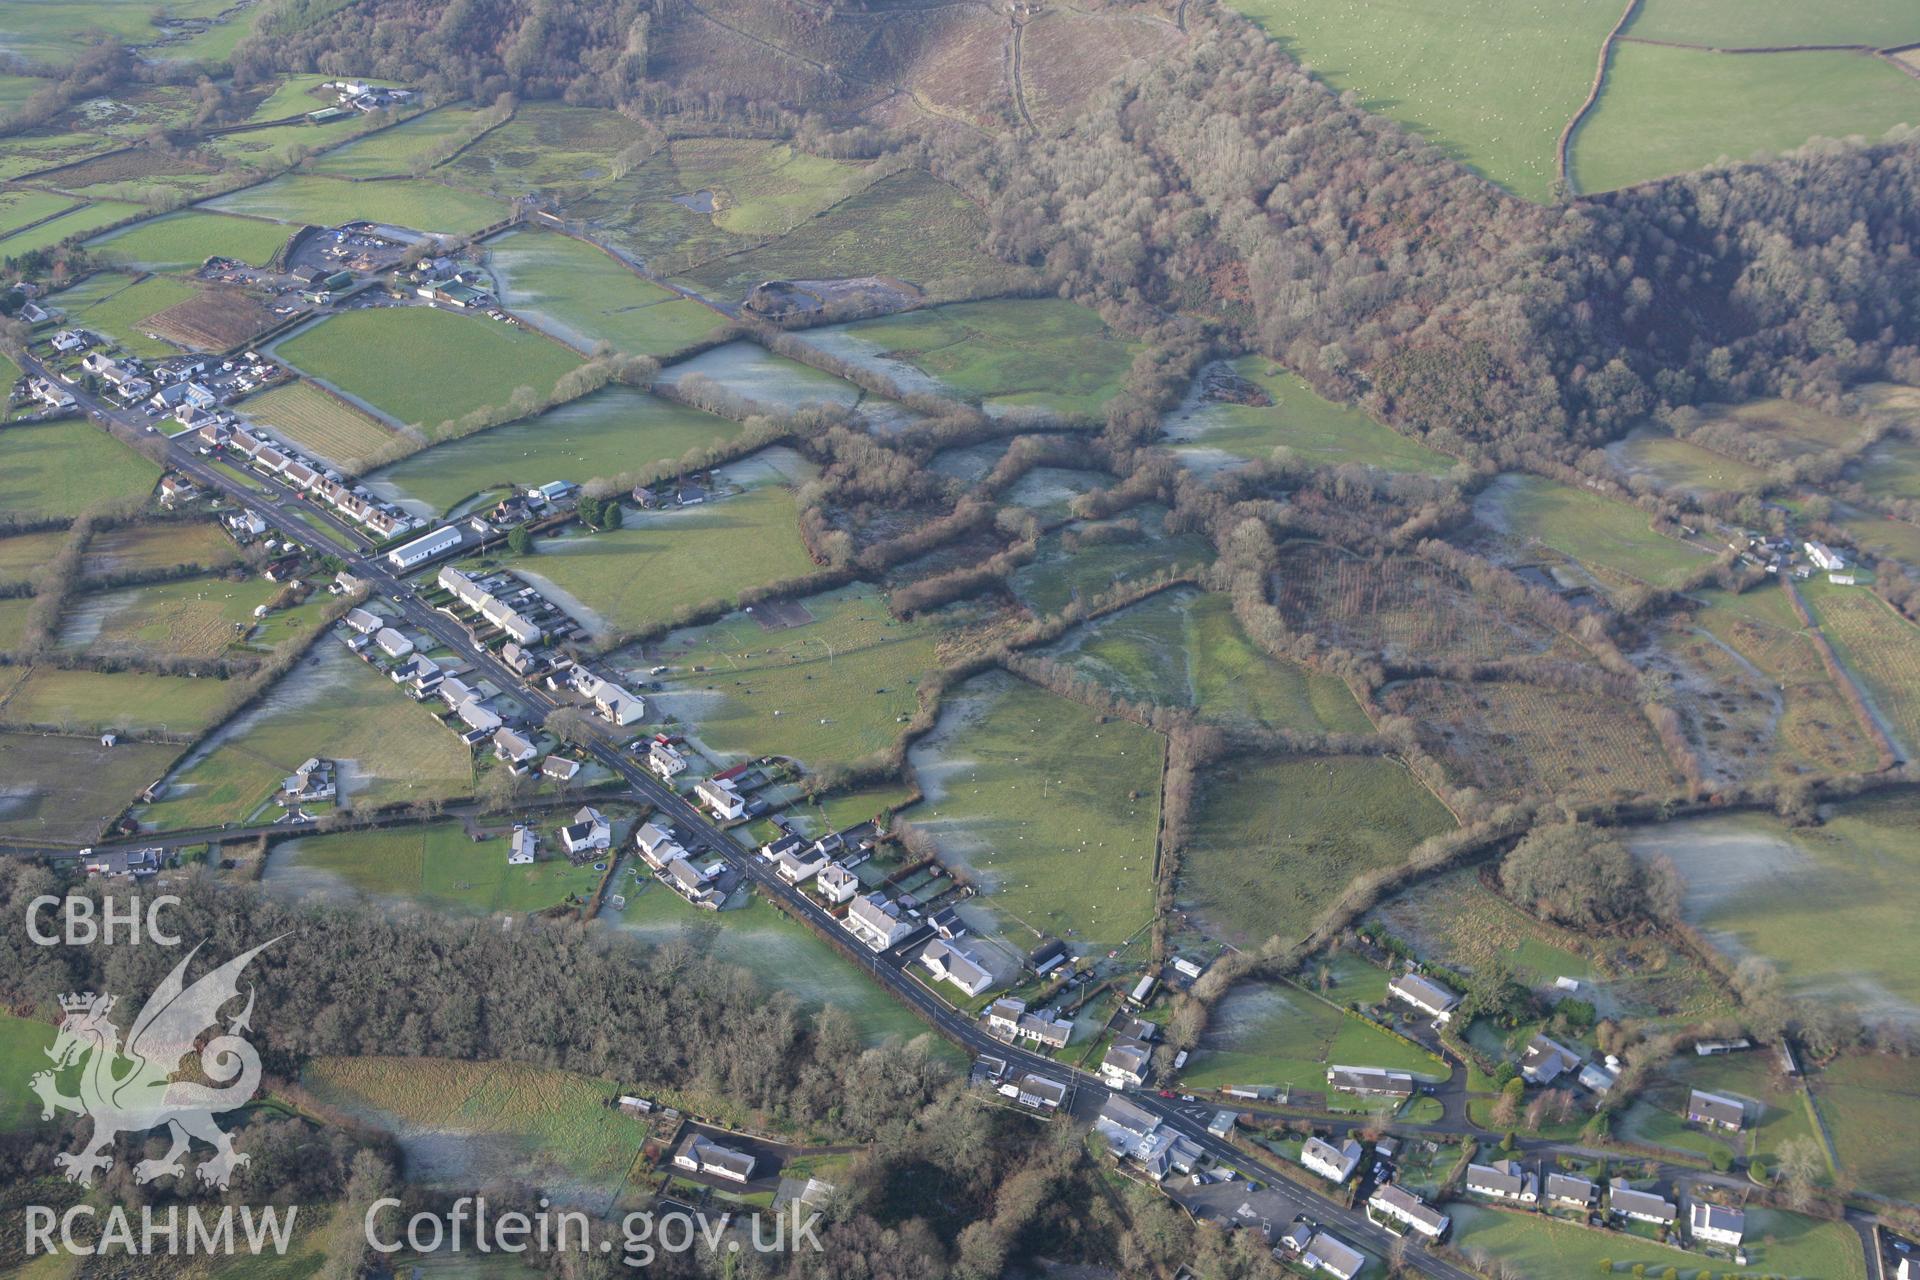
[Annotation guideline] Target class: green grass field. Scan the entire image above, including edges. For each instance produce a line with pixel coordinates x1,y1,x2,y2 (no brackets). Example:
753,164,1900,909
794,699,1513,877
1181,754,1455,948
1851,434,1920,503
0,188,79,238
140,641,474,830
1167,355,1455,474
307,105,490,178
651,339,867,417
1622,1051,1824,1172
1451,1202,1861,1280
205,173,509,235
0,597,30,650
1840,512,1920,571
447,102,659,194
1803,577,1920,756
826,298,1138,418
1605,428,1772,494
1478,472,1712,588
274,307,584,431
0,528,68,587
1812,1052,1920,1202
0,419,160,520
1575,45,1920,192
1179,981,1446,1092
80,519,238,576
902,671,1161,947
59,572,281,661
616,885,950,1051
273,821,602,914
0,729,180,843
1627,0,1920,51
370,384,740,515
1221,0,1619,201
1624,793,1920,1025
502,480,815,636
302,1056,641,1198
671,136,870,237
1045,588,1374,733
0,199,143,258
87,210,294,271
484,227,725,357
648,583,945,771
0,1012,56,1129
48,270,201,356
0,665,237,733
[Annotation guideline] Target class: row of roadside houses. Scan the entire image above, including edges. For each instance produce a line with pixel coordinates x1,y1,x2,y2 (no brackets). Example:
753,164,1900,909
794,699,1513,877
439,565,546,646
204,419,419,542
636,821,724,909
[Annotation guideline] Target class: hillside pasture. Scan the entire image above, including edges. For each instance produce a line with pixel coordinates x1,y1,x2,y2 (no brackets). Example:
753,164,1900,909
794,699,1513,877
307,105,491,178
1626,0,1920,46
1624,793,1920,1026
369,384,740,516
1179,754,1455,949
1849,433,1920,503
204,174,509,236
0,419,160,520
0,730,179,844
1220,0,1618,201
902,671,1161,947
140,640,474,830
446,102,658,194
484,227,725,357
1803,579,1920,756
1044,587,1372,733
644,583,946,772
1604,426,1772,495
502,480,815,636
87,210,293,271
1165,356,1454,474
273,307,584,432
1575,45,1920,193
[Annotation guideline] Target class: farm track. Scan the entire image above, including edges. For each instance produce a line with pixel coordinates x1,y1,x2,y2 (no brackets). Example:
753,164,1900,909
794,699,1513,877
1010,19,1038,133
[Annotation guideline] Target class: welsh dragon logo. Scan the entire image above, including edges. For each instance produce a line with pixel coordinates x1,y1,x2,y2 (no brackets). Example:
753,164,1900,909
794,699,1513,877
31,939,278,1190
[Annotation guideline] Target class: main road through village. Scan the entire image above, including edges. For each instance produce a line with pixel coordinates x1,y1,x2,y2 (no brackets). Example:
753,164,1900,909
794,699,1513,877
19,358,1885,1280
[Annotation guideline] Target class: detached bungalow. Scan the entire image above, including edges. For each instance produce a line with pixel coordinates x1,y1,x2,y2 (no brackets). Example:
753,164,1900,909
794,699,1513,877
1299,1231,1366,1280
920,939,994,997
509,826,537,865
492,727,538,766
1327,1065,1415,1099
342,607,382,636
1609,1181,1676,1227
1466,1159,1537,1204
1301,1136,1363,1185
1520,1033,1582,1085
1687,1089,1746,1132
1546,1172,1596,1212
1387,972,1460,1023
673,1134,755,1183
374,628,414,659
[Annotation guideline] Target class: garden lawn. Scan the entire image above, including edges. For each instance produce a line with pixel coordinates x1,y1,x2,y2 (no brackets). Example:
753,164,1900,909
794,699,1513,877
370,384,739,515
1182,754,1455,948
239,380,400,471
0,730,180,843
648,583,945,771
1046,588,1372,733
1623,793,1920,1025
1167,356,1454,473
88,210,294,271
0,419,160,520
503,482,814,636
140,641,474,830
1220,0,1619,201
0,200,143,258
274,307,583,431
204,174,509,235
273,822,601,914
1179,981,1445,1091
1575,45,1920,193
1479,472,1711,588
902,671,1161,946
1813,1052,1920,1202
0,666,237,734
484,227,725,356
302,1056,640,1199
829,298,1137,418
47,270,201,356
59,573,281,661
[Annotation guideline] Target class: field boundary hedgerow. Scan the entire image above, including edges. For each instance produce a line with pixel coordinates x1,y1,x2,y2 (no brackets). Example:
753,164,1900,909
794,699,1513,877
1557,0,1642,194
